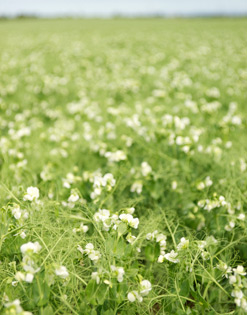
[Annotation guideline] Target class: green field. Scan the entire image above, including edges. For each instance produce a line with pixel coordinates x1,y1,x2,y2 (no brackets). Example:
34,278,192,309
1,18,247,314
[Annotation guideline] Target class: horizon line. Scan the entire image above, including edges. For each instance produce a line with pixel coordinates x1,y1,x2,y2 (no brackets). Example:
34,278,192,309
1,12,247,19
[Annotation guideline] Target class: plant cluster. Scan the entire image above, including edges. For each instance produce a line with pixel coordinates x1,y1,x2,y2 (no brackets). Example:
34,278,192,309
0,18,247,314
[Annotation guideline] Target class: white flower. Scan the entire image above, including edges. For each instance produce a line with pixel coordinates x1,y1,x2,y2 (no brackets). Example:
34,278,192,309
130,181,143,194
146,230,158,241
88,251,101,262
119,213,130,222
171,181,177,190
73,223,89,234
117,268,125,283
217,262,232,278
237,213,245,221
4,299,32,314
225,141,232,149
103,279,112,286
128,292,136,302
231,289,243,299
104,150,126,162
85,243,94,251
23,187,39,201
93,209,116,231
81,224,89,233
158,255,165,263
201,250,210,261
156,233,167,243
182,146,190,153
80,243,101,262
177,237,189,251
4,299,22,313
240,298,247,311
68,191,79,203
126,233,136,244
55,266,69,279
225,221,235,231
77,245,84,254
22,257,40,273
20,242,42,255
205,176,213,187
91,271,100,284
11,204,22,219
15,271,25,281
156,233,167,252
240,158,247,172
235,298,241,307
94,209,110,222
90,173,116,199
103,173,116,188
140,280,152,296
198,240,207,250
206,87,220,98
129,217,139,229
126,207,135,214
229,275,237,284
111,265,125,282
218,195,226,204
141,162,152,177
127,291,143,303
205,235,218,246
233,265,246,276
119,213,139,229
19,231,27,240
25,273,34,283
231,116,242,125
164,250,179,263
197,182,205,190
11,204,29,222
62,172,81,188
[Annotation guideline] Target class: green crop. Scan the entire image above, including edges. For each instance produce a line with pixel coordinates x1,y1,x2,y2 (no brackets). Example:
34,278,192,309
0,18,247,314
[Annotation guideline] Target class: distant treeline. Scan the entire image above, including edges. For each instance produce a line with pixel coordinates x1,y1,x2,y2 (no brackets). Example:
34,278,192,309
0,14,39,20
0,13,247,20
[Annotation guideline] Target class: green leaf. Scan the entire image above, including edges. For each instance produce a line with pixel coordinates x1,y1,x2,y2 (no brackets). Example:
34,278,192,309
118,222,127,235
117,281,128,300
40,305,54,315
124,243,132,256
85,279,97,305
190,290,209,309
105,236,114,254
101,310,114,315
144,243,160,262
114,238,126,257
180,279,190,297
96,283,108,305
32,276,50,307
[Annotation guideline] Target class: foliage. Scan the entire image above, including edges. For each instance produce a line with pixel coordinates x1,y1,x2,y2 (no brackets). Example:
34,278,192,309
0,18,247,314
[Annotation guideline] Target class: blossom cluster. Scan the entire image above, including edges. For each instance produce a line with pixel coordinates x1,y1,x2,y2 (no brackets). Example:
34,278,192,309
217,262,247,312
128,280,152,303
158,237,189,264
93,207,139,231
15,241,42,284
90,173,116,200
77,243,101,263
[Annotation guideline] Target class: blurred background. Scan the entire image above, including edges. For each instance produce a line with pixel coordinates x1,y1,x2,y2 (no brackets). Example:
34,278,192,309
1,0,247,18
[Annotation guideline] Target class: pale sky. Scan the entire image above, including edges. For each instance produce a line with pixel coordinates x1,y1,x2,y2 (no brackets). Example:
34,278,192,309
0,0,247,17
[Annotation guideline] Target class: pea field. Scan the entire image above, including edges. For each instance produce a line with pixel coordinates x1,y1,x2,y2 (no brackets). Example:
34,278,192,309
0,18,247,314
